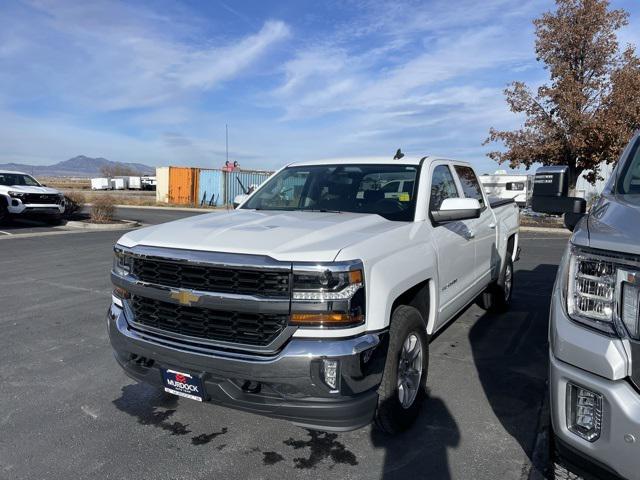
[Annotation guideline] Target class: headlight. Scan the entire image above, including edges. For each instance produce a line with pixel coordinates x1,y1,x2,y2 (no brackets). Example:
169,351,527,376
567,245,640,339
292,268,363,300
113,248,133,277
8,191,26,198
290,262,365,328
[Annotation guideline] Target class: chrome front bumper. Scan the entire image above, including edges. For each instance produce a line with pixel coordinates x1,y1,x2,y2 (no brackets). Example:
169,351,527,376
107,303,386,431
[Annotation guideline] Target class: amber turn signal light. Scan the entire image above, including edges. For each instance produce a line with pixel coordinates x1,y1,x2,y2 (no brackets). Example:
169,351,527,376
290,312,363,327
113,287,131,299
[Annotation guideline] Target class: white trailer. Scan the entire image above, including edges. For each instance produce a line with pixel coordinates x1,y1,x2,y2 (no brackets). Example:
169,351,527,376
91,178,110,190
127,176,142,190
479,171,531,207
110,178,127,190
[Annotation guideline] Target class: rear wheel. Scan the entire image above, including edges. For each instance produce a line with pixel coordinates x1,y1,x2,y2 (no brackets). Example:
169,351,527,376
480,257,514,313
374,305,429,434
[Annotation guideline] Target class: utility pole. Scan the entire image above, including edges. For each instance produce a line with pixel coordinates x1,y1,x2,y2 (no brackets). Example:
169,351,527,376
225,124,229,165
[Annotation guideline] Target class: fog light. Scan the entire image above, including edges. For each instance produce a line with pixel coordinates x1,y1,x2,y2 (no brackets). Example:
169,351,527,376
112,287,130,308
567,383,602,442
322,359,340,391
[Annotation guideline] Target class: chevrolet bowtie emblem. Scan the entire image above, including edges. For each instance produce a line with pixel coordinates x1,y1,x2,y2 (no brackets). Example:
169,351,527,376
170,290,200,306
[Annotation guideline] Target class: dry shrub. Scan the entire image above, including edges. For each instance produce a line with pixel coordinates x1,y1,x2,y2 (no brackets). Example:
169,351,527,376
91,195,116,223
63,192,85,218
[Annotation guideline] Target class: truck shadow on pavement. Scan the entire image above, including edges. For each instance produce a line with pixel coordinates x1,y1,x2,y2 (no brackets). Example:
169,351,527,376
371,263,557,480
469,263,558,477
371,394,460,480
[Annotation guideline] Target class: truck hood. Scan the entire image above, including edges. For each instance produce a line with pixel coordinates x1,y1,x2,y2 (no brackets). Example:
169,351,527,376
0,185,61,194
587,194,640,256
118,209,404,262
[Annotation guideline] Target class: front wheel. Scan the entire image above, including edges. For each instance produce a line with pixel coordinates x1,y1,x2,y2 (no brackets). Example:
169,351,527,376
0,200,7,225
374,305,429,434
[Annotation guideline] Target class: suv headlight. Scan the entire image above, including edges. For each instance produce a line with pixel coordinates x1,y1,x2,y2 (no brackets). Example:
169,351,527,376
290,261,365,328
8,191,26,198
567,245,640,339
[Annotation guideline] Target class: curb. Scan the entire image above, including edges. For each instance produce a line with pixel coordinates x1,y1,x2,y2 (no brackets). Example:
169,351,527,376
64,219,140,230
520,226,570,234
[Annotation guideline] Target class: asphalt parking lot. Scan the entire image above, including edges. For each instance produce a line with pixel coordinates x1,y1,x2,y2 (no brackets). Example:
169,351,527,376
0,208,570,480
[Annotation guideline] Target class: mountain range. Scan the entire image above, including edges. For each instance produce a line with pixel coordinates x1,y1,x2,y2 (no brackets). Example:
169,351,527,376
0,156,155,177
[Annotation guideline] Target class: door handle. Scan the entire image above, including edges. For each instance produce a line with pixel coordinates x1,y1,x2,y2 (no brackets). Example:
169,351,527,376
489,223,496,229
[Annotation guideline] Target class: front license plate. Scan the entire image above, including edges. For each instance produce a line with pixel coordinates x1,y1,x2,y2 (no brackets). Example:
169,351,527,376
161,369,204,402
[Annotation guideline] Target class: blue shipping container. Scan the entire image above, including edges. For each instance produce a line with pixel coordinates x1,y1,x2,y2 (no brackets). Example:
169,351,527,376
225,171,272,205
198,169,224,206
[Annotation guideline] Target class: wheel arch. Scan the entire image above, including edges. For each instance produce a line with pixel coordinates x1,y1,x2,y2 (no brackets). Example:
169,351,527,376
389,279,436,335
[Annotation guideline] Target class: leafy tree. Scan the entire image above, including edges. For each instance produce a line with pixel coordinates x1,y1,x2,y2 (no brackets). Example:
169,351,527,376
100,165,140,177
485,0,640,187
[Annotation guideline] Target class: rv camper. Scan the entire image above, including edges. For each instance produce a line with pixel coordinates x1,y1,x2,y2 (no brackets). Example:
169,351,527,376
479,170,532,208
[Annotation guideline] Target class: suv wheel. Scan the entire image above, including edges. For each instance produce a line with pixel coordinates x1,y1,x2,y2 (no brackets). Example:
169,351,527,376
374,305,429,434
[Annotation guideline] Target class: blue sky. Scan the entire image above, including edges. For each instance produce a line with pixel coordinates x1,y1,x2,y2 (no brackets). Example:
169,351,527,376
0,0,639,173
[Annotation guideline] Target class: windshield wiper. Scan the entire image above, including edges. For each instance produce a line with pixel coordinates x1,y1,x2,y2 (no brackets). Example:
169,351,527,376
296,208,343,213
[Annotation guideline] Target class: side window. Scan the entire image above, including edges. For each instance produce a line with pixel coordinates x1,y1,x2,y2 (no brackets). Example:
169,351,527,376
454,166,485,207
430,165,459,211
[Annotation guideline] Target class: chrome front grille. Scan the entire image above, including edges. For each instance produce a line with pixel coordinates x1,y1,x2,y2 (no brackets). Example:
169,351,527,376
131,257,290,297
130,295,289,347
114,246,294,351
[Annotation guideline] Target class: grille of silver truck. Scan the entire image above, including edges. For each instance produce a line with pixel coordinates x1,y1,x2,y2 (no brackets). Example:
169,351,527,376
130,295,289,346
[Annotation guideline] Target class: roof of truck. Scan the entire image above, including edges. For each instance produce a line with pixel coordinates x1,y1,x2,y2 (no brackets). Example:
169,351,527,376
287,156,471,167
0,170,30,175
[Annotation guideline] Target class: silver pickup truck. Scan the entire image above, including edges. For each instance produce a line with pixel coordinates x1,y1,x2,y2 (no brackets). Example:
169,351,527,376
532,132,640,480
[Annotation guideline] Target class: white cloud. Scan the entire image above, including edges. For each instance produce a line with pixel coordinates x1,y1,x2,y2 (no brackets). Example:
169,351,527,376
0,1,289,111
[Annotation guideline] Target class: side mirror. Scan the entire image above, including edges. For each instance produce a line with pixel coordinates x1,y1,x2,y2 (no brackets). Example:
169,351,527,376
233,194,248,209
530,165,586,213
530,166,586,231
431,198,482,223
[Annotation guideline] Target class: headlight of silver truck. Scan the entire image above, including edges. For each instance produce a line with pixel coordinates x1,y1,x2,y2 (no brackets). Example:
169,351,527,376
290,261,365,328
566,245,640,339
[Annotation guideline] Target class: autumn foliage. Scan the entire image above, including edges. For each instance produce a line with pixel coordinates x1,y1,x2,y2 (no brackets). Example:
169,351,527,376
485,0,640,187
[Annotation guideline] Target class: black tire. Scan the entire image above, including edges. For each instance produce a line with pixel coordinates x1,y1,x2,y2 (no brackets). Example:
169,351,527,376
482,257,514,313
0,198,7,225
374,305,429,434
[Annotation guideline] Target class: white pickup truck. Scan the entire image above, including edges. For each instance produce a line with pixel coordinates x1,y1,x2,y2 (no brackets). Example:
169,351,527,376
0,170,65,224
108,156,519,433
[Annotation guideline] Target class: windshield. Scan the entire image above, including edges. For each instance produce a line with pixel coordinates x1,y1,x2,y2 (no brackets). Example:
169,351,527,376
0,173,41,187
618,137,640,195
241,164,419,221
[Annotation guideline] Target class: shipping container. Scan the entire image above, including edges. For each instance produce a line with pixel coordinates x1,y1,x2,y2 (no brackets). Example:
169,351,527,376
225,170,272,206
156,167,169,203
90,178,110,190
169,167,199,205
198,169,224,206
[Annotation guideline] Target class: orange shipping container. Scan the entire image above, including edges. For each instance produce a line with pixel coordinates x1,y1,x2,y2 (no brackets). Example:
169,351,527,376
169,167,200,205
